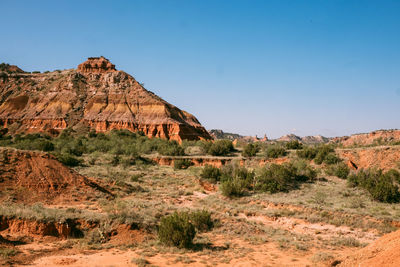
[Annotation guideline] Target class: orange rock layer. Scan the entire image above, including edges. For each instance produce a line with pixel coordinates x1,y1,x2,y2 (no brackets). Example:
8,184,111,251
0,57,211,142
332,129,400,147
337,145,400,171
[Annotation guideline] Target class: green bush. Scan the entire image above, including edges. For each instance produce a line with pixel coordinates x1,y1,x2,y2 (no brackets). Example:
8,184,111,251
242,143,260,157
220,178,249,197
187,210,214,232
285,140,303,150
265,145,287,158
207,140,234,156
296,146,317,159
56,153,82,167
220,165,254,197
200,165,222,183
326,163,350,179
255,161,316,193
174,159,193,170
348,169,400,203
158,212,196,248
255,164,296,193
323,153,341,165
313,145,335,164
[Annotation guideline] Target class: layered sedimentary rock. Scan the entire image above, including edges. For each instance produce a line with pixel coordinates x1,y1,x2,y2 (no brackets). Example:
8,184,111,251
0,57,211,141
332,129,400,147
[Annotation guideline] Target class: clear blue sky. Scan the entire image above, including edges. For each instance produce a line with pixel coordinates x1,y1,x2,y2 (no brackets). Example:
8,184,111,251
1,0,399,138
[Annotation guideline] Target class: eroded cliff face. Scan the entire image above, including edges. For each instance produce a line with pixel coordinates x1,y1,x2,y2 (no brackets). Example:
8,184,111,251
0,57,211,141
332,130,400,147
337,146,400,171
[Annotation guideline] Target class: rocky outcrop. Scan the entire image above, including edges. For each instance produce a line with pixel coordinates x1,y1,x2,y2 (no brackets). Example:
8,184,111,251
277,134,302,142
277,134,329,144
0,57,211,142
337,145,400,171
332,129,400,147
0,147,112,203
77,56,116,73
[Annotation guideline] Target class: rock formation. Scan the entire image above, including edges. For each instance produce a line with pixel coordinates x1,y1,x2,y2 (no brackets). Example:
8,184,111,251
331,129,400,147
0,57,211,142
337,145,400,171
277,134,329,144
77,56,116,73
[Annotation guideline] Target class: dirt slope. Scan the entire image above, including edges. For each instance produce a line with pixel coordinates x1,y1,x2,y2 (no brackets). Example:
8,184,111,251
337,145,400,170
339,229,400,267
0,56,211,142
0,147,111,203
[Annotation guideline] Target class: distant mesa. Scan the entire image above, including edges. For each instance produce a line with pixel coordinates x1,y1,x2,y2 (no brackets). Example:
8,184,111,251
209,129,268,142
277,134,330,144
0,57,211,142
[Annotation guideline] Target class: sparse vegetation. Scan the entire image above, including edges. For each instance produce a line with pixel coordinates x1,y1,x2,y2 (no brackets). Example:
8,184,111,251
326,162,350,179
285,140,303,150
206,140,235,156
200,164,222,183
264,145,287,158
255,161,316,193
242,143,260,157
348,169,400,203
174,159,193,170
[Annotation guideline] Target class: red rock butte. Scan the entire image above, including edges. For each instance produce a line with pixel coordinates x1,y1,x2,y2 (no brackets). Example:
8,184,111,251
0,57,212,142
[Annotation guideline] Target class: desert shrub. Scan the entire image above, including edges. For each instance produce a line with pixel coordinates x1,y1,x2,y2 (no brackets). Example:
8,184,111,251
220,165,254,197
255,164,296,193
111,155,121,166
348,169,400,203
14,138,54,152
264,145,287,158
285,140,303,150
0,248,18,259
186,210,214,232
158,212,196,248
220,178,249,197
174,159,193,170
9,133,55,152
242,143,260,157
200,165,222,183
207,140,234,156
296,146,317,159
255,161,316,193
313,145,335,164
322,153,341,165
56,153,82,167
326,162,350,179
157,140,185,156
386,169,400,183
291,159,318,181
